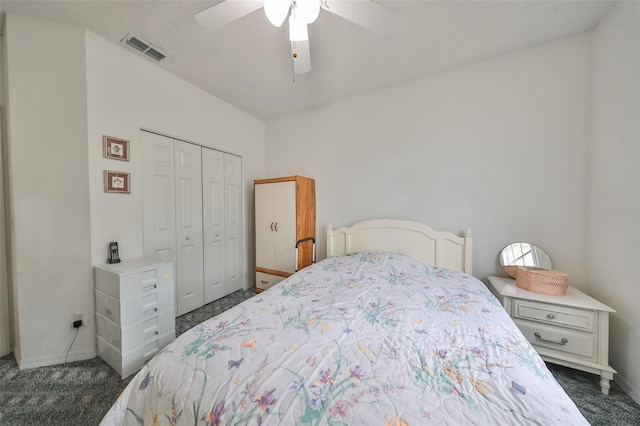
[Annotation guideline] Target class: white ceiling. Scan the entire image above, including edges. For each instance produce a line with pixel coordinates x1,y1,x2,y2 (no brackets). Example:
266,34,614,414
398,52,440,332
0,0,615,120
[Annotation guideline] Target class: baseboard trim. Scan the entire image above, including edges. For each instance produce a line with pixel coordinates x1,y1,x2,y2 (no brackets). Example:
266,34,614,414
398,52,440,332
615,373,640,405
17,349,97,370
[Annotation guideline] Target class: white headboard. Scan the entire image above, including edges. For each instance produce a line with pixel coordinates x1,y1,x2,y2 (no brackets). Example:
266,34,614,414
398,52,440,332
327,219,473,274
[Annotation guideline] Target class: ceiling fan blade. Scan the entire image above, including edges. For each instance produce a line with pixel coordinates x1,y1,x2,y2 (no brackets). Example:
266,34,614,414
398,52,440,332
195,0,264,32
264,0,291,27
321,0,397,37
291,40,311,74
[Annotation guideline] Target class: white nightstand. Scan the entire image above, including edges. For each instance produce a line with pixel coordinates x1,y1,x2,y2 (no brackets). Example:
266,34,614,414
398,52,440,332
487,275,616,394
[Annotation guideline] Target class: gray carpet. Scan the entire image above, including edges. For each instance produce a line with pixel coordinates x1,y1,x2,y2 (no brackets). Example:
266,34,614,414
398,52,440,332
546,363,640,425
1,289,638,425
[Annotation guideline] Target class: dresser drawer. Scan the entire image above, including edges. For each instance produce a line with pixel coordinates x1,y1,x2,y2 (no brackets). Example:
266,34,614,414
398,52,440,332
97,329,175,378
95,263,173,300
513,299,594,332
515,319,596,360
96,310,174,351
256,272,286,290
95,285,173,326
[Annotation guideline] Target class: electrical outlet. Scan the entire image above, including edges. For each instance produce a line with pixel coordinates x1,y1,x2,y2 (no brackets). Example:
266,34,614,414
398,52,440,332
73,312,84,328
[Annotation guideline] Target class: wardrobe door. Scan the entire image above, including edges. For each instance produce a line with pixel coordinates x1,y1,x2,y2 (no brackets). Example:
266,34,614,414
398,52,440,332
202,148,225,303
254,183,275,271
273,181,296,273
141,132,177,275
224,153,243,293
174,141,204,316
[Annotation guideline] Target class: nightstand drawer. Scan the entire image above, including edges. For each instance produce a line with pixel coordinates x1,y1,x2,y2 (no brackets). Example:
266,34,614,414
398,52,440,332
513,299,594,332
515,319,595,360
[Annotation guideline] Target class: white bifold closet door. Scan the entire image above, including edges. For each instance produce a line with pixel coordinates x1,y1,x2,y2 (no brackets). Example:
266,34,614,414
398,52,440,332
174,141,205,314
142,131,243,316
201,149,243,301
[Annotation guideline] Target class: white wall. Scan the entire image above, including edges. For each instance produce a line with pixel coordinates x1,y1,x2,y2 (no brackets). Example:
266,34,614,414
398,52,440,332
587,1,640,402
266,33,592,284
2,14,265,368
85,32,265,276
3,14,93,367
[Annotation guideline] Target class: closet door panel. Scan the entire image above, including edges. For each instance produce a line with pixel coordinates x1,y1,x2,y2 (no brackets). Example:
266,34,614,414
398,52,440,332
142,133,177,274
224,154,243,293
202,148,226,303
174,141,204,316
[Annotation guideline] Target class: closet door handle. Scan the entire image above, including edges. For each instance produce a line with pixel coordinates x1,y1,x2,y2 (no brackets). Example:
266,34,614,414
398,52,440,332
270,222,274,231
274,222,278,232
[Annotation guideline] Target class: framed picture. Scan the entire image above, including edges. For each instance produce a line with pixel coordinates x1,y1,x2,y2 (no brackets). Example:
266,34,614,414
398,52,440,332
104,171,130,194
103,135,129,161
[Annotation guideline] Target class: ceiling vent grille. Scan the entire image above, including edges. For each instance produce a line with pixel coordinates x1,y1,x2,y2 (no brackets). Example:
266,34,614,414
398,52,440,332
121,33,166,62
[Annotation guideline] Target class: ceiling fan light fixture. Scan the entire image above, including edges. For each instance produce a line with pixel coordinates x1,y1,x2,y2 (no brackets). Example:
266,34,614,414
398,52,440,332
297,0,320,24
288,10,309,41
264,0,290,27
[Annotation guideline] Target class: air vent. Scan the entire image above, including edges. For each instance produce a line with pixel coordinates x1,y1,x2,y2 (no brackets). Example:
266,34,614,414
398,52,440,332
145,48,166,62
121,33,167,62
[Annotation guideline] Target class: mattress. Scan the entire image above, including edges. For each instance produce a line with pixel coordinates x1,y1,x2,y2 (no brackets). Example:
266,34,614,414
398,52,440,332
101,251,588,425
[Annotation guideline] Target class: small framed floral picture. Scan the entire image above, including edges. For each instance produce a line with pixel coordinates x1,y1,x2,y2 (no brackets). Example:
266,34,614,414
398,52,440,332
103,136,129,161
104,171,130,194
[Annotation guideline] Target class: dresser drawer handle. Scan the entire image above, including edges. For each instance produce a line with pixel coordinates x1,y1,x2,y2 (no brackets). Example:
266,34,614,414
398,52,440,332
143,283,157,292
534,332,568,346
145,330,160,340
143,307,158,316
547,314,555,319
260,280,269,284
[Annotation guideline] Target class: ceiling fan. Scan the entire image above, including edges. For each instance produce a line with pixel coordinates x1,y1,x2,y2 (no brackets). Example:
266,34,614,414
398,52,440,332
195,0,397,75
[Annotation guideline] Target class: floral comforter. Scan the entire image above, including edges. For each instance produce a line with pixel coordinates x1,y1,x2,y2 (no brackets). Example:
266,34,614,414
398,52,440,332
101,252,588,425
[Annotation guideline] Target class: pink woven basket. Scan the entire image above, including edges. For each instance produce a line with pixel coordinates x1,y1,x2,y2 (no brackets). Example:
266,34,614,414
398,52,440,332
515,267,569,296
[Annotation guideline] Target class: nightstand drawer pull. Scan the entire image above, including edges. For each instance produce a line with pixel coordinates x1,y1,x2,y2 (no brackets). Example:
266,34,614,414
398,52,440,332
534,332,568,346
547,314,555,319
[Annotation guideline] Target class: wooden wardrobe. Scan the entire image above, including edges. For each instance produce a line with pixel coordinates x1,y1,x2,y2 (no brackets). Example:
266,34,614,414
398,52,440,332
254,176,315,292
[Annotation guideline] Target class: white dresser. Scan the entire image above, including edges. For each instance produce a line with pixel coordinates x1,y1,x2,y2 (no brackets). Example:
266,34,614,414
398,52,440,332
487,276,616,394
94,259,176,378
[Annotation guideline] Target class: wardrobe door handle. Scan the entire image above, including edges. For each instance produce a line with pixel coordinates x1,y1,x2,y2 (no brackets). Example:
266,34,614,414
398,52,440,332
274,222,278,232
270,222,274,231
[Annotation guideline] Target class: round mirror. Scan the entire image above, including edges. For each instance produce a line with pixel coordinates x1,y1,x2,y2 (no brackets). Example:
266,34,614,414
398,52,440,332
500,243,552,278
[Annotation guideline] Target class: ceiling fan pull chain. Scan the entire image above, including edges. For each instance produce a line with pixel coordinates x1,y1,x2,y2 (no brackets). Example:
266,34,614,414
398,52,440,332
292,41,297,82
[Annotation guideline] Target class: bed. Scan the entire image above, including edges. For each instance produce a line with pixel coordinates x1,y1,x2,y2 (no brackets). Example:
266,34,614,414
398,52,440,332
101,219,588,425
